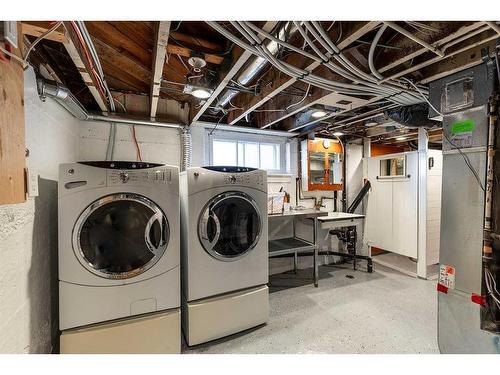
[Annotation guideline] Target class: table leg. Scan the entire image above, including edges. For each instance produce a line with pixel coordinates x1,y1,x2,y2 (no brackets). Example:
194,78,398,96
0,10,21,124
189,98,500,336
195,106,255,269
294,252,298,274
314,217,318,287
353,226,357,271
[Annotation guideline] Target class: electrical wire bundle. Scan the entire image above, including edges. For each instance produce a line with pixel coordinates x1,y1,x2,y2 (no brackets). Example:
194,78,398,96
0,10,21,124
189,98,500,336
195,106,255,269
0,21,63,68
485,268,500,311
206,21,427,110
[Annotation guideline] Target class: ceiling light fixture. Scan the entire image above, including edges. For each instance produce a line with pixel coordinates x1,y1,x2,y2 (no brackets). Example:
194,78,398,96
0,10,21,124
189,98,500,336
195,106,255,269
188,56,207,73
395,136,407,141
333,132,344,136
191,88,212,99
183,84,213,99
311,110,328,118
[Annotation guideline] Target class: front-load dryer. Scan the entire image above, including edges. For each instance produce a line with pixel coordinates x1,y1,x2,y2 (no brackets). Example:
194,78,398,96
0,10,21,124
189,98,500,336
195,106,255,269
180,166,269,346
58,161,180,352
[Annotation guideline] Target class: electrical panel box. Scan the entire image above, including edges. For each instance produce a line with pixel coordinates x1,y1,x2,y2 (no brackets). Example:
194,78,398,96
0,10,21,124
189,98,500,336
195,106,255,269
0,21,18,48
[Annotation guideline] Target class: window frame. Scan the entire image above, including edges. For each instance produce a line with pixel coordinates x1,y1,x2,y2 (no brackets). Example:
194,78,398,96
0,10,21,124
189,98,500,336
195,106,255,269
207,130,288,174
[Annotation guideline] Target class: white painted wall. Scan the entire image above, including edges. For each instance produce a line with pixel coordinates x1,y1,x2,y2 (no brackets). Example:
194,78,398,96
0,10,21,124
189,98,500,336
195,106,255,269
79,122,181,165
0,68,80,353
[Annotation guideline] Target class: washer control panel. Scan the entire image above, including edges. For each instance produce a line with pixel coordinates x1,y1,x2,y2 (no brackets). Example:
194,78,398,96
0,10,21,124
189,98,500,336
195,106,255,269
108,168,172,185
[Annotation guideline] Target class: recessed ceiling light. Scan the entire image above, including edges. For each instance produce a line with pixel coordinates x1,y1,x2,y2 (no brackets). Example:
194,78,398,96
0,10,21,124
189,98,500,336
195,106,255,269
191,88,212,99
311,110,327,118
396,136,407,141
333,132,344,136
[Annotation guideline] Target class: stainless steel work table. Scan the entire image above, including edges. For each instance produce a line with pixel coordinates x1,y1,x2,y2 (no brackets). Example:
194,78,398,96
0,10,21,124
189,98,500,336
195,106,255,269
268,209,328,287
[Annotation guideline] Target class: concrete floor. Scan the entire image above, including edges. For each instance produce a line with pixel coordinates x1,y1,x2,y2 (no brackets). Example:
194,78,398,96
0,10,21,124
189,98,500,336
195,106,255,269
183,263,440,354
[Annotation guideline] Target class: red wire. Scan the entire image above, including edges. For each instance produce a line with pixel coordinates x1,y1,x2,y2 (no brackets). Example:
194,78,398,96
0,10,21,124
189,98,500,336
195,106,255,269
69,21,107,101
131,126,143,162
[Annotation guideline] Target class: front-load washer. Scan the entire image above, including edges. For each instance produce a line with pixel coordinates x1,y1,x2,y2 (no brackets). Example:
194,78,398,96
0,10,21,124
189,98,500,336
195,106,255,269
180,166,269,346
58,161,180,352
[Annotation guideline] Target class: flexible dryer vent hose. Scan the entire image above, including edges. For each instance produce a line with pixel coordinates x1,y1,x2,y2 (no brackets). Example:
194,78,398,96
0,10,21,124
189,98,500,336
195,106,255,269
181,127,192,171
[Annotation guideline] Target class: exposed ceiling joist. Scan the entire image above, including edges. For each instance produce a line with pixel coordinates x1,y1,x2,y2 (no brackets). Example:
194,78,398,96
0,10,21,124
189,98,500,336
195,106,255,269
21,22,68,43
378,22,487,74
189,21,278,125
62,22,109,111
419,39,497,84
227,21,381,126
380,30,498,83
150,21,171,118
167,44,224,64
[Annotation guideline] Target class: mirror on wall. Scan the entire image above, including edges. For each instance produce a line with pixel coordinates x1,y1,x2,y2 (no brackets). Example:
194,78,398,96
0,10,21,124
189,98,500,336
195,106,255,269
309,152,325,184
328,153,343,184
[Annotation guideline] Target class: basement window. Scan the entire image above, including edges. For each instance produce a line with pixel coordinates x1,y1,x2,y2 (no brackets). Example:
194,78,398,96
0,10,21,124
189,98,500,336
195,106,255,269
210,136,285,173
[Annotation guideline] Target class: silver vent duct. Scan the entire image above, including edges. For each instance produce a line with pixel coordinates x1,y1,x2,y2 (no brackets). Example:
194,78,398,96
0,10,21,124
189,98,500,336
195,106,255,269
37,78,90,120
211,22,298,114
36,78,184,129
180,127,192,171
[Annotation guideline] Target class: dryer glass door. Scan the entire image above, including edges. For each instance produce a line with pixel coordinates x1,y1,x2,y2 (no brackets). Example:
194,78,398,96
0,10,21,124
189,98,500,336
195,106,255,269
73,193,169,279
198,192,262,261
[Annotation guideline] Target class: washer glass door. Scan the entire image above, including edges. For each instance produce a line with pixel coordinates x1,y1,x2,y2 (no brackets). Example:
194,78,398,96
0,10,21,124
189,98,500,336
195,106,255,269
73,193,169,279
198,192,262,261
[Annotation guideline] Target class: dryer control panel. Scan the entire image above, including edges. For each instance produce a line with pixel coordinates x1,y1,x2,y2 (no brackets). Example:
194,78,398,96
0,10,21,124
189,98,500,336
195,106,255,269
108,168,173,186
222,172,265,187
186,166,267,195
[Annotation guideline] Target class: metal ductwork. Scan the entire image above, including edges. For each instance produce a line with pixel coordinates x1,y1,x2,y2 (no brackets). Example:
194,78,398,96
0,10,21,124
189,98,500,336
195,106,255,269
36,78,184,129
37,78,90,120
211,22,298,114
385,103,441,128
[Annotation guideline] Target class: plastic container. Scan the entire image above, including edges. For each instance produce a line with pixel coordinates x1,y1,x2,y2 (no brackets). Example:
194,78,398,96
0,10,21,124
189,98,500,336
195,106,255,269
268,192,285,215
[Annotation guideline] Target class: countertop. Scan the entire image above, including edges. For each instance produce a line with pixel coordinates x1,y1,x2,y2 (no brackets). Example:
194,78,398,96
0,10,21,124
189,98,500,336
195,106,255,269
268,208,329,219
317,212,365,222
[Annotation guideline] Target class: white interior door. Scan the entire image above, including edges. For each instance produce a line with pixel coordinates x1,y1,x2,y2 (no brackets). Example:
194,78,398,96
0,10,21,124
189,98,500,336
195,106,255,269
391,152,418,258
365,157,393,250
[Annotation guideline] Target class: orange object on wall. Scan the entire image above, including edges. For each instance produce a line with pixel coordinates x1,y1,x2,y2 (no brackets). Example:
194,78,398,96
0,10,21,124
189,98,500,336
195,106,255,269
306,139,343,191
371,144,406,157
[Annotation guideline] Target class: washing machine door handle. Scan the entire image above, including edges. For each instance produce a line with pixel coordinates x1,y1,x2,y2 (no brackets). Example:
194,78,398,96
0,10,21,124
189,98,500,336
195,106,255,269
144,212,167,253
199,208,221,250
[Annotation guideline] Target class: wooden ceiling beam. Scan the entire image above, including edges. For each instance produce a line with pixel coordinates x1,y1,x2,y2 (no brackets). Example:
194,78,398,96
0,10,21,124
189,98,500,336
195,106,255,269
227,21,381,126
189,21,278,125
166,44,224,65
379,30,498,84
150,21,171,118
418,39,497,84
21,22,67,43
378,22,486,74
92,37,151,83
170,31,223,53
62,22,109,112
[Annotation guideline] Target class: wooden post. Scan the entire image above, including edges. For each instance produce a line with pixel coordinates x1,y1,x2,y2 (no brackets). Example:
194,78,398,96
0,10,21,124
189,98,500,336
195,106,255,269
150,21,171,118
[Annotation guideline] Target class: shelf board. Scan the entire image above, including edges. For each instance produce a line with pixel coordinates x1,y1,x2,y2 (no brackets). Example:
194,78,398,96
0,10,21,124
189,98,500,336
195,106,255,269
268,237,315,257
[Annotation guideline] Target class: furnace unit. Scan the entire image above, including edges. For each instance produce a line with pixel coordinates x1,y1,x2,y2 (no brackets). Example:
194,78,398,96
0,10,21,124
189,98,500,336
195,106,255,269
431,61,500,353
